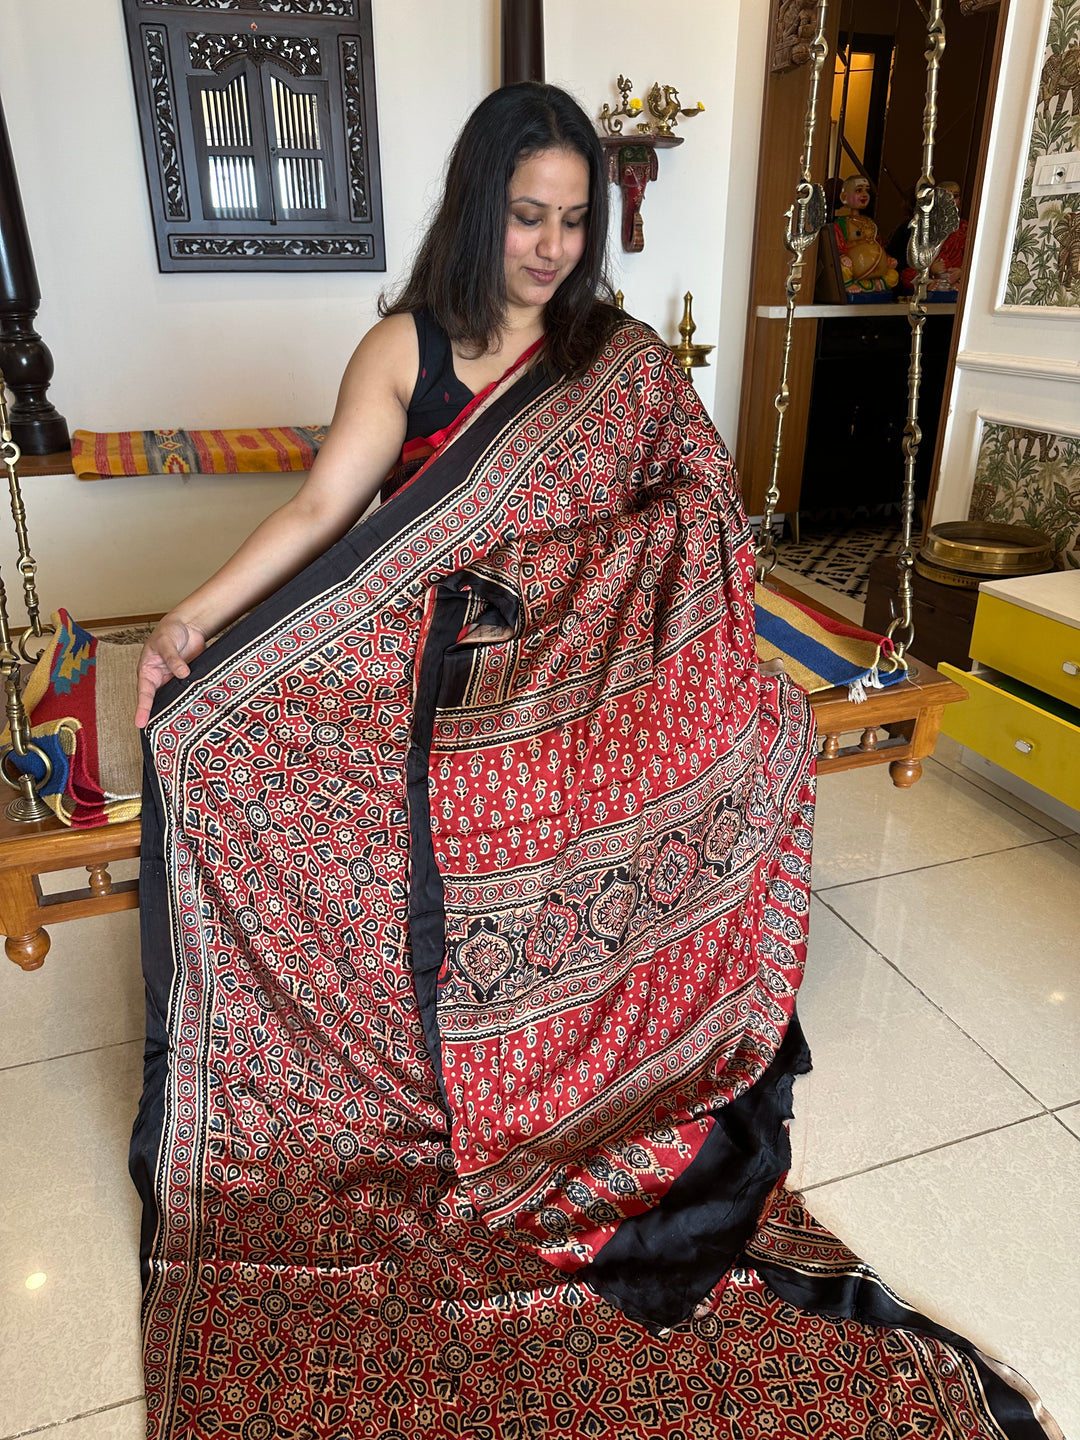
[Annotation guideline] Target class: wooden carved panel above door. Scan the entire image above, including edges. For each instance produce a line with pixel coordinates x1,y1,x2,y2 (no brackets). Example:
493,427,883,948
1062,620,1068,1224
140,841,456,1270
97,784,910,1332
772,0,822,72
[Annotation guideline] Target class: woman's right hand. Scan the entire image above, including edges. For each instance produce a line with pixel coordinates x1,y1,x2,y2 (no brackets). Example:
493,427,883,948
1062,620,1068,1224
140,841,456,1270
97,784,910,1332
135,617,207,728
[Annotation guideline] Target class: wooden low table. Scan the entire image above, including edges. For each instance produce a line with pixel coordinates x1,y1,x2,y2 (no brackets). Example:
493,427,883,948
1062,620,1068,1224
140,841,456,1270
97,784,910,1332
763,574,967,786
0,810,141,970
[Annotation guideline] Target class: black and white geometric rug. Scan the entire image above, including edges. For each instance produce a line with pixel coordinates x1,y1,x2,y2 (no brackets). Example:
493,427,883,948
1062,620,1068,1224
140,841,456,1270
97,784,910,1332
774,522,902,602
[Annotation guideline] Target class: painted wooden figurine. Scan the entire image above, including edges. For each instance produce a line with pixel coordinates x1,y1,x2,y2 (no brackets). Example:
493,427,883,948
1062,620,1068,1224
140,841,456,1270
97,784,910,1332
830,176,899,302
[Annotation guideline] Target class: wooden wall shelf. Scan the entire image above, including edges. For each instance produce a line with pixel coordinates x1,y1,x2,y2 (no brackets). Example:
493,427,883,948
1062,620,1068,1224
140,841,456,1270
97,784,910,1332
14,452,74,477
754,303,958,320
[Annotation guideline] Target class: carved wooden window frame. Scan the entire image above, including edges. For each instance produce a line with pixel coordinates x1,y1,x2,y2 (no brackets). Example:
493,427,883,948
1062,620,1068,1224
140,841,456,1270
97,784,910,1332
122,0,384,272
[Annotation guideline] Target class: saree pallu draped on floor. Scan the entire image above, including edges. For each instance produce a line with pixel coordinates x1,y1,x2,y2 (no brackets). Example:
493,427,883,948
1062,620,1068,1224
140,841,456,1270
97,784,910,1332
133,323,1057,1440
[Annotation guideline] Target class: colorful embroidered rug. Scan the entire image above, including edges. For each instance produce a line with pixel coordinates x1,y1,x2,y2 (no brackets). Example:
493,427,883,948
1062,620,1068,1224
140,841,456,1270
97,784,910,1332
132,322,1056,1439
70,425,328,479
2,610,143,826
756,582,907,700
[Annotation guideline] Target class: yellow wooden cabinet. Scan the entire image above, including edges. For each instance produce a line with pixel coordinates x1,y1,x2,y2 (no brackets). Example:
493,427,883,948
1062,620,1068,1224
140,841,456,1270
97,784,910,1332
940,572,1080,812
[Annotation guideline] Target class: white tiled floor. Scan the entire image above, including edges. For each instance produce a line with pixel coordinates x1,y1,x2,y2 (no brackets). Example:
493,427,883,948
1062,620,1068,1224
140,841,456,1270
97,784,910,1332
1,739,1078,1439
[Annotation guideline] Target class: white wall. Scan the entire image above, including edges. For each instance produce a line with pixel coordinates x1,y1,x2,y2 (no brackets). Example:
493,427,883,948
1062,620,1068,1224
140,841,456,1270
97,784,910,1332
932,0,1080,525
0,0,494,432
545,0,769,442
2,470,303,625
0,0,766,621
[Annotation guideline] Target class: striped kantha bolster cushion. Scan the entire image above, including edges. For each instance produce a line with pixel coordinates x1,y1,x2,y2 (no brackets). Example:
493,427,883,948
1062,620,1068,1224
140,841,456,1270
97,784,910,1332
755,583,908,701
1,610,144,827
71,425,328,479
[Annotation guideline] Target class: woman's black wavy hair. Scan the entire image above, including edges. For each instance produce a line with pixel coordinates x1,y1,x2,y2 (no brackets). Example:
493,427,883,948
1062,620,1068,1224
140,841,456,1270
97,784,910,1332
380,82,620,379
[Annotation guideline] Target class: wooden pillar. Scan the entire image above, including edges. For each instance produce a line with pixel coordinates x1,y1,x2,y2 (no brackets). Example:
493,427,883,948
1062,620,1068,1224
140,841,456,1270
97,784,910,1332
0,88,69,456
501,0,544,86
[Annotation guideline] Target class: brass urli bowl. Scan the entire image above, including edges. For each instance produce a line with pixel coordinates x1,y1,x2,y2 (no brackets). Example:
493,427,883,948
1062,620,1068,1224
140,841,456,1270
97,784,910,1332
915,521,1054,588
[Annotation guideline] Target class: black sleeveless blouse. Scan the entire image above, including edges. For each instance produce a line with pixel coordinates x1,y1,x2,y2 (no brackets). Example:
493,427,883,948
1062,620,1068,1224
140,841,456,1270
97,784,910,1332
405,311,474,441
380,313,475,503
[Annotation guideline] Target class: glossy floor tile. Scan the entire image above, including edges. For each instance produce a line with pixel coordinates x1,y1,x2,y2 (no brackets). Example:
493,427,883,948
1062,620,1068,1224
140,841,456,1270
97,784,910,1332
811,755,1056,889
788,901,1041,1188
927,733,1079,838
0,907,143,1069
802,1115,1080,1438
23,1398,147,1440
1056,1103,1080,1139
824,838,1080,1107
0,1042,144,1437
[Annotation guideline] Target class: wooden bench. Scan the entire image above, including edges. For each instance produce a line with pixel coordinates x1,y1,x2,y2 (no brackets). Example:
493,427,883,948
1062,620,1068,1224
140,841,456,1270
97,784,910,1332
763,574,965,784
0,809,140,969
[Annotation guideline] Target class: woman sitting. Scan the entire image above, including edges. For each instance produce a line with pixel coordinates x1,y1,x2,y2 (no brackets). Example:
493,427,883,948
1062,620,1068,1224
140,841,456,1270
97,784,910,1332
131,83,1052,1440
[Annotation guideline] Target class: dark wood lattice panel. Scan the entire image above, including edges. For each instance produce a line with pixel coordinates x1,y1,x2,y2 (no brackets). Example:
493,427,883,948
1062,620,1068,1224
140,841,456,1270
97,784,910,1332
122,0,384,271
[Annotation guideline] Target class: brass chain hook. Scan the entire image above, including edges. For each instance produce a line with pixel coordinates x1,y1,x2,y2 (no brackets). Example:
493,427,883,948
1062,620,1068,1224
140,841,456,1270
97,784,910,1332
886,3,957,662
756,0,829,581
0,369,50,659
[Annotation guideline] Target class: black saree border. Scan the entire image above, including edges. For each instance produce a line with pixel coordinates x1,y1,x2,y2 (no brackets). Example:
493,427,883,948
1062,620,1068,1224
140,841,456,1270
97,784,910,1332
578,1014,812,1333
753,1234,1053,1440
406,581,469,1098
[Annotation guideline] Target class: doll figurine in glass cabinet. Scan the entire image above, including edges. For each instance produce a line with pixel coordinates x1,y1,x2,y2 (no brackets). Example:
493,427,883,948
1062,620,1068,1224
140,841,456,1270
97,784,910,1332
818,175,900,303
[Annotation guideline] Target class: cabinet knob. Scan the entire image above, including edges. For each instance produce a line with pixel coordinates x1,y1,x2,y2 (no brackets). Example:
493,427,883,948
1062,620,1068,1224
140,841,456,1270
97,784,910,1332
1063,660,1079,676
1014,738,1034,755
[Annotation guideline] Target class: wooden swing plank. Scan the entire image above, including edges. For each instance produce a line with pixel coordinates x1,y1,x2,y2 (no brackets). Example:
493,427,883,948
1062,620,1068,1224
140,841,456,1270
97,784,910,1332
0,809,141,970
760,573,967,784
809,660,967,784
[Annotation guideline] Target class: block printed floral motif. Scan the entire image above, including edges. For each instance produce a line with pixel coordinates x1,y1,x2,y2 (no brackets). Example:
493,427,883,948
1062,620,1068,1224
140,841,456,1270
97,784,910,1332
968,422,1080,567
1006,0,1080,307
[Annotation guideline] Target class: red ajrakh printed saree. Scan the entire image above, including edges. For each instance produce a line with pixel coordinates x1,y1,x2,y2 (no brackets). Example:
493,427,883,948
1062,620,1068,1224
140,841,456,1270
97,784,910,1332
133,322,1057,1440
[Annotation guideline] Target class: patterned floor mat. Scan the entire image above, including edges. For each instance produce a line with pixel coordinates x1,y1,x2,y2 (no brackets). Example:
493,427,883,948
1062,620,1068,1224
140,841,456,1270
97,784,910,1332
774,522,902,601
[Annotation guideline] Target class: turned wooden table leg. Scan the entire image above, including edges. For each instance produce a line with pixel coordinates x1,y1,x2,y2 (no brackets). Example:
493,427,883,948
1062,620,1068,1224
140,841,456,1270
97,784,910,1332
5,928,51,969
0,867,52,969
821,732,841,762
888,703,947,789
86,863,114,898
889,756,923,788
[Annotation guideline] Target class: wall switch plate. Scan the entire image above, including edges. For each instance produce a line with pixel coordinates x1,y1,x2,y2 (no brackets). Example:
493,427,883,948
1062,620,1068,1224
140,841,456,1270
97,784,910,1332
1031,150,1080,196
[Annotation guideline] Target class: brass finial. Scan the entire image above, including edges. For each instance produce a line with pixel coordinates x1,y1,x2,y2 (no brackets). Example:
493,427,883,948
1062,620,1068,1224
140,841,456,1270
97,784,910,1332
670,292,714,377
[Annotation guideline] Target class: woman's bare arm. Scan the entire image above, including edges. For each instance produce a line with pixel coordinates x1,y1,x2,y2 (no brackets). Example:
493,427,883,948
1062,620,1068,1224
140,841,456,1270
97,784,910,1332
135,314,416,726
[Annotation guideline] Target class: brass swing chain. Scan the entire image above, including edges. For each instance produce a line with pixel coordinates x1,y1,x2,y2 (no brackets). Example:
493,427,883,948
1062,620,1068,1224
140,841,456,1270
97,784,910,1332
0,374,48,659
0,369,54,820
888,0,956,660
756,0,830,581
